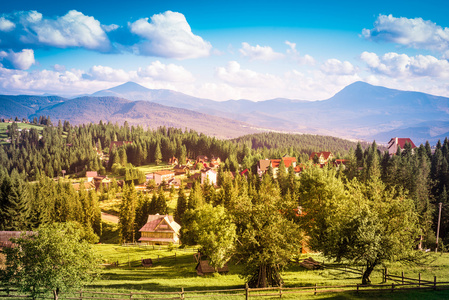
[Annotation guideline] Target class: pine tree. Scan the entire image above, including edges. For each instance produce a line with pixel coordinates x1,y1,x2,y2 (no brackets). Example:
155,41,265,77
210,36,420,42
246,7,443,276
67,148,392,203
119,183,137,243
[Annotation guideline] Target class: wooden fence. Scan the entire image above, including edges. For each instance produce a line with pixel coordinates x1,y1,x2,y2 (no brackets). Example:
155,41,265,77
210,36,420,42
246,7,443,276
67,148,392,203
1,274,449,300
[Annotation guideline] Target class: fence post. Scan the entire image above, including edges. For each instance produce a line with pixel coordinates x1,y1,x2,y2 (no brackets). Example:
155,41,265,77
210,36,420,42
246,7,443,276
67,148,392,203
384,267,388,283
245,283,249,300
357,284,359,294
434,276,437,290
314,283,317,295
279,283,282,298
129,291,133,300
181,287,184,300
391,283,394,293
419,273,421,287
79,289,83,300
401,271,404,284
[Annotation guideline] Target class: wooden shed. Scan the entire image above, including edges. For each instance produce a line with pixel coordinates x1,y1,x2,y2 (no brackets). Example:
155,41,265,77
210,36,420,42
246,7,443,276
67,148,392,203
195,260,229,276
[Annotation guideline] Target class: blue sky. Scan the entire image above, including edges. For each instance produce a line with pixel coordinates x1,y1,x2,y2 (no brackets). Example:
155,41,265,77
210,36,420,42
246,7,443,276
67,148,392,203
0,0,449,100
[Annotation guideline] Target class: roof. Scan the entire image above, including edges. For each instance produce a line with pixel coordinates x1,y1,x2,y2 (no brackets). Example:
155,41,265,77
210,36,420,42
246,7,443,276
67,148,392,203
309,151,333,161
196,260,229,275
86,171,98,178
388,137,416,149
201,167,217,174
154,170,175,176
258,159,271,171
139,215,181,234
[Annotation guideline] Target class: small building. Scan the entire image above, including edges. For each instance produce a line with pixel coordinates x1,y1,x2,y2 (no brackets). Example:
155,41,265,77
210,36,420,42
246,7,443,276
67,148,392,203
86,171,98,182
209,157,221,168
196,155,208,163
138,215,181,245
93,176,112,191
201,168,217,186
388,137,416,156
168,156,178,165
153,170,175,185
309,152,333,165
195,260,229,275
174,165,189,175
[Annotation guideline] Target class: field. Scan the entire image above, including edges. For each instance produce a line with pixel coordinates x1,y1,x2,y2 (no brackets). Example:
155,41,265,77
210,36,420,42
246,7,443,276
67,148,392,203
89,241,449,299
0,122,44,143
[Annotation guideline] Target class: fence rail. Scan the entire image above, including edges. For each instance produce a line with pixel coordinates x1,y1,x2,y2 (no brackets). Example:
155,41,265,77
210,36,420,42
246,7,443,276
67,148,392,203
2,277,449,300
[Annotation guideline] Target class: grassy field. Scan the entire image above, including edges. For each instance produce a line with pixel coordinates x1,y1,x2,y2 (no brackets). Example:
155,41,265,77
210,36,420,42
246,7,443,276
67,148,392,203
0,122,44,142
90,242,449,299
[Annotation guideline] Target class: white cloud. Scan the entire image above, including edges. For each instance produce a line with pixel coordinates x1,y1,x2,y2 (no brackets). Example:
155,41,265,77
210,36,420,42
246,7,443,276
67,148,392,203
129,11,211,59
0,49,35,70
0,17,15,32
137,61,194,82
285,41,315,65
0,10,111,52
216,61,284,88
102,24,119,32
32,10,111,51
88,65,133,82
239,42,284,61
362,14,449,53
361,51,449,78
321,59,357,75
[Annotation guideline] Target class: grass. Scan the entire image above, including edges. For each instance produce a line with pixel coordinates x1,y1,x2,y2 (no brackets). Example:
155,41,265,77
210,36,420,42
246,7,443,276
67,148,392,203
89,243,449,299
0,122,44,143
136,164,174,174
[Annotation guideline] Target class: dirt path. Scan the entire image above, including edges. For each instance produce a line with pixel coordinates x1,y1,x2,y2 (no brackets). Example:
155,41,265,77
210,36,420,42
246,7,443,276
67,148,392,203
101,212,119,224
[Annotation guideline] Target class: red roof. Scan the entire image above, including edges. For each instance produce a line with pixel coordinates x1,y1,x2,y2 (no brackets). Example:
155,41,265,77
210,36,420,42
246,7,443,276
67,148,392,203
396,138,416,149
309,151,333,161
270,157,297,168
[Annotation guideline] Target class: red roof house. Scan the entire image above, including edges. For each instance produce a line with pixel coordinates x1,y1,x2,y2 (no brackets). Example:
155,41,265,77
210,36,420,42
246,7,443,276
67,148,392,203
388,137,416,156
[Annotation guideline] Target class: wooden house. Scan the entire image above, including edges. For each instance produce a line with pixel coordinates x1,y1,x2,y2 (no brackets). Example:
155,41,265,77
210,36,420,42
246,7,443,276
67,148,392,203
138,215,181,245
309,152,333,166
388,137,416,156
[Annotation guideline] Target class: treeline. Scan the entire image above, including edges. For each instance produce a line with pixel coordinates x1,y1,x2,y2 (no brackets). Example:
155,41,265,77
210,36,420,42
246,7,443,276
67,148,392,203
0,170,102,242
1,121,364,181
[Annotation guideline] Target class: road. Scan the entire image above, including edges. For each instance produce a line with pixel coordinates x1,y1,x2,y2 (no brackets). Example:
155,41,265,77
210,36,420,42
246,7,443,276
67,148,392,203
101,212,119,224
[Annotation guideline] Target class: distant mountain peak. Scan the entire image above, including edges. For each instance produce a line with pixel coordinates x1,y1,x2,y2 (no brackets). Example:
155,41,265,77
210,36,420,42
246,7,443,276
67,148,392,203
107,81,151,93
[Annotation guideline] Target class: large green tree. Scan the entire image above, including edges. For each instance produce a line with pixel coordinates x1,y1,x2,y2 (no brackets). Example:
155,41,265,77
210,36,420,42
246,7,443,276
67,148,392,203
299,166,423,284
1,222,99,300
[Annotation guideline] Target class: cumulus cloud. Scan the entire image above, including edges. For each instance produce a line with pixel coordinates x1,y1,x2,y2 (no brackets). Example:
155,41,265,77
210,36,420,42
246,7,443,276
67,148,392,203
87,65,133,82
129,11,212,59
137,61,194,82
362,14,449,54
0,49,35,70
216,61,283,88
285,41,315,65
0,10,111,52
361,51,449,78
239,42,284,61
321,58,357,75
0,17,15,32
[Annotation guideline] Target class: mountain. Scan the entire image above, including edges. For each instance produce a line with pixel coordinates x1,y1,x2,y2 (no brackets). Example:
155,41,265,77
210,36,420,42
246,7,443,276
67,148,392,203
28,96,259,139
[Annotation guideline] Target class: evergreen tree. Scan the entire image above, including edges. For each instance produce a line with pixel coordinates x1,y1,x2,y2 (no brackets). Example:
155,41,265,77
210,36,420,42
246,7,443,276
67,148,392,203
119,183,137,243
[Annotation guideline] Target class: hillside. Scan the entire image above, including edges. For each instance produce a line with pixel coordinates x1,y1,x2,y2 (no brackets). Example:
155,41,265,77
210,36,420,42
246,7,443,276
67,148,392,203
31,96,259,139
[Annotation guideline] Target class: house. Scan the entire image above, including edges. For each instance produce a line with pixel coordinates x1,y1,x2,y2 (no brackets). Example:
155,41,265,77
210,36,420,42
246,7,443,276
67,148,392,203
196,155,208,163
257,157,297,177
167,177,182,188
196,260,229,275
388,137,416,156
138,214,181,245
334,159,349,169
209,157,221,168
201,168,217,185
109,141,132,151
309,152,333,165
168,156,178,165
153,170,175,185
85,171,98,182
93,176,112,191
174,165,189,175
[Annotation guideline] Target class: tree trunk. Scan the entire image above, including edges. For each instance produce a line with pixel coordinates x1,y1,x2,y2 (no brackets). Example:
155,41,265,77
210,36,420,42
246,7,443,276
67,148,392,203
258,264,267,288
362,263,375,285
52,289,58,300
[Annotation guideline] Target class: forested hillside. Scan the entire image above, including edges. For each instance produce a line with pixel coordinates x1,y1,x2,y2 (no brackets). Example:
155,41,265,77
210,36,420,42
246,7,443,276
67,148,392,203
0,119,448,287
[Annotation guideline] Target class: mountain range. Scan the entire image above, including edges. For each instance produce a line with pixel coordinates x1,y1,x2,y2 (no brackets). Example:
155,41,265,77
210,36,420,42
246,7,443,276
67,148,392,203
1,81,449,144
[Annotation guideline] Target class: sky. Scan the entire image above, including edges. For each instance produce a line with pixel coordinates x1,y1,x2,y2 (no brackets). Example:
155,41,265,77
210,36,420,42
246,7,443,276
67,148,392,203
0,0,449,101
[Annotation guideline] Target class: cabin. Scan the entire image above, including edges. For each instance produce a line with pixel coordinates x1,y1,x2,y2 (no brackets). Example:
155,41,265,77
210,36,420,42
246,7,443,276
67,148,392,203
257,157,297,177
195,260,229,275
138,214,181,245
168,157,178,165
388,137,416,156
85,171,98,182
